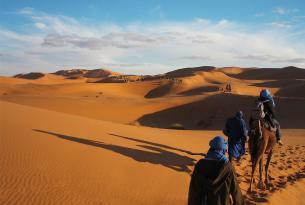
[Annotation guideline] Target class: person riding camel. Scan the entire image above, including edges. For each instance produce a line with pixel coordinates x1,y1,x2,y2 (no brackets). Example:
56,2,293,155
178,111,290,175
258,89,283,145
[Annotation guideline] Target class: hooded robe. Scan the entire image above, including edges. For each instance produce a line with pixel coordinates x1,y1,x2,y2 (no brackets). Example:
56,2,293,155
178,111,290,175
188,158,244,205
224,111,248,159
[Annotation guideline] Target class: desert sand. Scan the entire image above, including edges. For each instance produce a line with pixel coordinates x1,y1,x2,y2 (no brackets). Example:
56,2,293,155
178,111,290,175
1,66,305,204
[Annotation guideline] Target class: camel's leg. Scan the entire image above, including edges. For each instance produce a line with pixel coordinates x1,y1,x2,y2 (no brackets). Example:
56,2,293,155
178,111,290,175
265,150,273,186
248,133,268,192
258,157,265,189
248,158,259,192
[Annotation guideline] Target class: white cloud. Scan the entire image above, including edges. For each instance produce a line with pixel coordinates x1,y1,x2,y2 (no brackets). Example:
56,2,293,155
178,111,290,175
0,7,305,75
236,55,305,63
18,7,35,15
255,13,265,17
273,7,299,15
182,55,210,61
34,22,46,30
270,21,291,29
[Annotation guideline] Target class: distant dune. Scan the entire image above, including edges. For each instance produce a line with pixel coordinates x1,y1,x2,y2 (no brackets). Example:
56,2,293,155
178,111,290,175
2,66,304,127
14,72,45,79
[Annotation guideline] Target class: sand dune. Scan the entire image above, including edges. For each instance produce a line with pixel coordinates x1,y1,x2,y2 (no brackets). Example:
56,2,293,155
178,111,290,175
275,82,305,98
2,67,305,127
53,68,120,79
218,67,247,75
228,66,305,80
165,66,216,78
14,72,45,79
1,66,305,204
1,101,304,205
138,93,305,130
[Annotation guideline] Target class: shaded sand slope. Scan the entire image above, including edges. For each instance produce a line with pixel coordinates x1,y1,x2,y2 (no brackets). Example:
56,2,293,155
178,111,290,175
1,101,305,204
227,66,305,80
137,94,305,130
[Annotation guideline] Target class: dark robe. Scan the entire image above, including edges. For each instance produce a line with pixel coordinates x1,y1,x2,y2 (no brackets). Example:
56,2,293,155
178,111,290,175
188,159,244,205
224,115,248,159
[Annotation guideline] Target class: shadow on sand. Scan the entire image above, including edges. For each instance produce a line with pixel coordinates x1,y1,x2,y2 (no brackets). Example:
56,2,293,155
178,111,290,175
34,129,200,174
137,93,305,130
107,133,205,157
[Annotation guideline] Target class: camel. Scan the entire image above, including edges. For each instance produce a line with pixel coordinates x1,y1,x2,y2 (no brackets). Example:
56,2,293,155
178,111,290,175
248,125,277,192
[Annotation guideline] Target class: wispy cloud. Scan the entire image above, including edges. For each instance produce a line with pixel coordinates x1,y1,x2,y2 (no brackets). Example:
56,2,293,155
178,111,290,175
270,21,291,29
0,7,305,75
182,55,210,61
273,7,299,15
42,32,167,49
255,13,265,17
34,22,47,30
236,55,305,63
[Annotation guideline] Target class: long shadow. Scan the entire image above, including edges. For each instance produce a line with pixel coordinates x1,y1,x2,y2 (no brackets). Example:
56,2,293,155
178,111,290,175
34,129,196,174
177,85,219,96
108,133,205,156
145,82,174,98
251,79,305,88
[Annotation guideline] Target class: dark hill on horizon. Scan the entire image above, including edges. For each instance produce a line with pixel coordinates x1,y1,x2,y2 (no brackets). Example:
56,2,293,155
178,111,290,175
12,66,305,80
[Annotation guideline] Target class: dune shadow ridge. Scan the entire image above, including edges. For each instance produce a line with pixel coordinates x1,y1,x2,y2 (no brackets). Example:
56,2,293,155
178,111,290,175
137,93,305,130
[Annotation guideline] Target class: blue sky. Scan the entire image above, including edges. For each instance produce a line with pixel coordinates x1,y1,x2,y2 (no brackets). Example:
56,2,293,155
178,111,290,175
1,0,305,75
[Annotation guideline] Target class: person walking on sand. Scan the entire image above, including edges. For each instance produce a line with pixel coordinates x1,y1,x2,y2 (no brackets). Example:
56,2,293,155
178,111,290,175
223,111,248,163
188,136,245,205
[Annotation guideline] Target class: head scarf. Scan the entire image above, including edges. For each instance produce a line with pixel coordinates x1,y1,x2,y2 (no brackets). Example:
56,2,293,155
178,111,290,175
260,89,275,106
206,136,229,163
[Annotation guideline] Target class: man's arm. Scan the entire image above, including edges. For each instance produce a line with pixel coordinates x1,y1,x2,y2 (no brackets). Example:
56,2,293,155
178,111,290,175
241,119,248,141
188,161,204,205
230,166,245,205
266,101,276,118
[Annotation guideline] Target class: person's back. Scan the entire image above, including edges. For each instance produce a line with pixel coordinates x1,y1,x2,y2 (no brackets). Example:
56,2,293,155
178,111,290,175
188,136,245,205
225,112,247,144
224,111,248,162
188,159,244,205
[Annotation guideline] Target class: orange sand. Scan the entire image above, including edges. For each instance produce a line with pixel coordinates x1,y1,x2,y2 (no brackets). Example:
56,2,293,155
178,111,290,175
1,67,304,204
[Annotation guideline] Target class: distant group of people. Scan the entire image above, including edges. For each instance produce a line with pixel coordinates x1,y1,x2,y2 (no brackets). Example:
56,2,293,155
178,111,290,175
188,89,282,205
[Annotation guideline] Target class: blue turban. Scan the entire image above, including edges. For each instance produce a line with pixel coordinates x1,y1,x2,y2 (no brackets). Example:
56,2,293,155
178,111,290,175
260,89,275,106
206,136,229,163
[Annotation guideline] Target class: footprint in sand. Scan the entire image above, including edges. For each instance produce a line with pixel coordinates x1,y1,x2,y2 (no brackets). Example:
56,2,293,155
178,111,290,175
276,180,287,188
278,166,284,170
